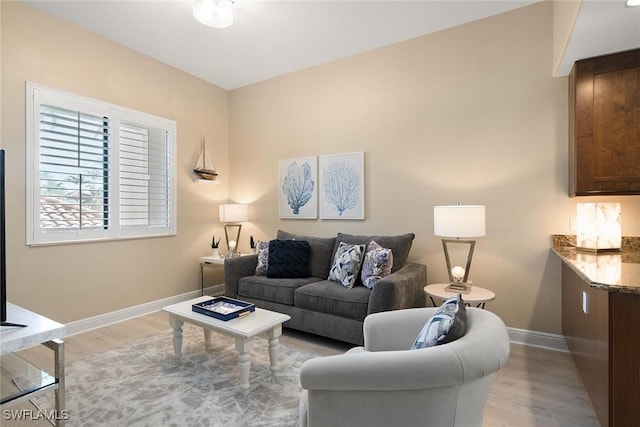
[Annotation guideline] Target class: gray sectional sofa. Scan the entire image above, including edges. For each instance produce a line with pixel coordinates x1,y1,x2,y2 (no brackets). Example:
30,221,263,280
224,230,427,345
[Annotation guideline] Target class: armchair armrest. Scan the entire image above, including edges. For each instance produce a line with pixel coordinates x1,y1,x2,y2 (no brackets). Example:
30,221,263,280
368,262,426,314
301,308,510,392
300,345,464,391
223,254,258,297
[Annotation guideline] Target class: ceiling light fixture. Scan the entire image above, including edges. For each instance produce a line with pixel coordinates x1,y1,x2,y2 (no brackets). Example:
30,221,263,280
627,0,640,6
193,0,234,29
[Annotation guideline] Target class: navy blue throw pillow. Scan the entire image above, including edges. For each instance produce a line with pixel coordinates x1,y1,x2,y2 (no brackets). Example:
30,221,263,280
266,239,311,278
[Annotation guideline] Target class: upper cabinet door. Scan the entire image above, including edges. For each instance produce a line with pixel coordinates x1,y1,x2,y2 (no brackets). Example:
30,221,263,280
569,48,640,196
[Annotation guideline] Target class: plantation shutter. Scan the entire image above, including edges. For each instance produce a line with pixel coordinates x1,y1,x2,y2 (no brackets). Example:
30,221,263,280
27,82,176,245
38,105,109,231
119,123,170,229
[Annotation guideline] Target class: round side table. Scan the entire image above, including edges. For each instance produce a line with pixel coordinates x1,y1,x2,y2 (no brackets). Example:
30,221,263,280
424,283,496,309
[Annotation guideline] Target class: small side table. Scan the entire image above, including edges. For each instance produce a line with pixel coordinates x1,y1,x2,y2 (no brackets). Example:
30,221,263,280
200,255,225,296
1,303,66,426
424,283,496,309
200,253,254,296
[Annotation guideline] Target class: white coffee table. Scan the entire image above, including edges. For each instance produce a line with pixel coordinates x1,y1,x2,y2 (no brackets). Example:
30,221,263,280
162,296,291,393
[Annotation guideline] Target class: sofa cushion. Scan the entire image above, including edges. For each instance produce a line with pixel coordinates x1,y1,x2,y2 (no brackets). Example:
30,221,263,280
411,294,467,349
294,280,371,321
238,275,322,306
267,239,311,278
333,232,414,273
276,230,336,279
254,241,270,276
328,242,366,288
361,240,394,289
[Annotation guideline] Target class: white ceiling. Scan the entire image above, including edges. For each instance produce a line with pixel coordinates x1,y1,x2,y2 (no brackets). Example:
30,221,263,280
23,0,640,90
556,0,640,76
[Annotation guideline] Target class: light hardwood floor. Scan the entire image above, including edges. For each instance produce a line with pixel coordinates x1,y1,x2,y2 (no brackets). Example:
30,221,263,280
5,311,599,427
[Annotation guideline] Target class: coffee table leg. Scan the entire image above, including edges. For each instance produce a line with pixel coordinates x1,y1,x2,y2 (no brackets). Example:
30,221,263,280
267,324,283,373
235,337,253,394
203,328,213,349
169,315,184,359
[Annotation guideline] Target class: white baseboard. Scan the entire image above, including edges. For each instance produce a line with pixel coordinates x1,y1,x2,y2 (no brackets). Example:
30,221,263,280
507,326,569,353
66,293,569,353
65,288,212,337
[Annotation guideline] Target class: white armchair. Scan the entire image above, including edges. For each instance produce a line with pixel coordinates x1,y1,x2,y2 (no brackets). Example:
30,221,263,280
299,307,510,427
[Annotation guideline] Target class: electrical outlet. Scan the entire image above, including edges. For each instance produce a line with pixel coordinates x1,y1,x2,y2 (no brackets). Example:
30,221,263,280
570,217,577,232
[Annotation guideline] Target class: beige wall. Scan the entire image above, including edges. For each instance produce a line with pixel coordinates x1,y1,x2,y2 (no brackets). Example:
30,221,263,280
1,2,230,323
2,1,639,334
229,1,640,334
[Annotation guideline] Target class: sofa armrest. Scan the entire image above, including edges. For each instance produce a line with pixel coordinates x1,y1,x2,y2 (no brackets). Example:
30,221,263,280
363,307,437,351
367,262,426,315
223,254,258,297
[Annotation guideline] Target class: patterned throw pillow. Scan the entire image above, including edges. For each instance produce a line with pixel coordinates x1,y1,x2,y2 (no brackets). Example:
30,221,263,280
360,240,393,289
254,241,270,276
328,242,366,288
411,294,467,349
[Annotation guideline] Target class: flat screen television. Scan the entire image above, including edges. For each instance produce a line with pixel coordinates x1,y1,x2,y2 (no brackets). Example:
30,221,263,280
1,149,26,327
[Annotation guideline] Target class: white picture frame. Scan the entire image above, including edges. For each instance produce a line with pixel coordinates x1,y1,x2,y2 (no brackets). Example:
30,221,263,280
319,152,365,220
279,156,317,219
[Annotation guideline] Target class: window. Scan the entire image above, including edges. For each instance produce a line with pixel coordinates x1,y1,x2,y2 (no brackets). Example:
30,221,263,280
26,83,176,245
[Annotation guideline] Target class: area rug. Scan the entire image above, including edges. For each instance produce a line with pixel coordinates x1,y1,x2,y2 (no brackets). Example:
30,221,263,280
25,324,319,426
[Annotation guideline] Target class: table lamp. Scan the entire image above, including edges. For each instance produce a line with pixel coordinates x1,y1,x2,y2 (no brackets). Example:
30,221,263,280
576,202,621,252
434,204,486,293
219,204,248,256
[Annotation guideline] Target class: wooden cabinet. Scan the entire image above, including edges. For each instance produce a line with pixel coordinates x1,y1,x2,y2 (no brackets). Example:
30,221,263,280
569,48,640,196
562,263,640,427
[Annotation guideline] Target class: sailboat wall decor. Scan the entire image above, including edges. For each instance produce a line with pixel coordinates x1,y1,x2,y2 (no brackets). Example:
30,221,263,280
193,139,218,180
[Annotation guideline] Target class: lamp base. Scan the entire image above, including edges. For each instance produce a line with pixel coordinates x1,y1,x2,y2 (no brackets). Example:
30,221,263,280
224,223,242,254
441,238,476,292
445,283,471,294
576,246,622,253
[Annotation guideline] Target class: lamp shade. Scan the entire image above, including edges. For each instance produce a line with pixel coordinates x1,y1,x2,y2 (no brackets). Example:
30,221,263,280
434,205,486,238
219,204,248,223
193,0,234,29
576,202,621,251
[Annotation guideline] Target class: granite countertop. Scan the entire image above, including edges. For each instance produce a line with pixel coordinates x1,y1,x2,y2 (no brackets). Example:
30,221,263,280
552,235,640,294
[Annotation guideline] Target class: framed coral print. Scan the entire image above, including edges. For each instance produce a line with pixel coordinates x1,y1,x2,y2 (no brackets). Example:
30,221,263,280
319,152,365,220
279,157,317,219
